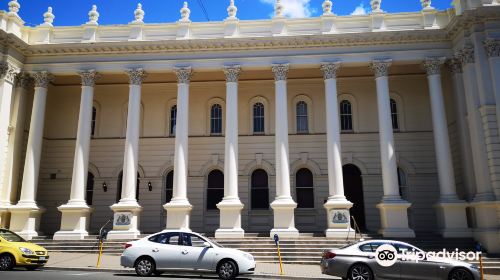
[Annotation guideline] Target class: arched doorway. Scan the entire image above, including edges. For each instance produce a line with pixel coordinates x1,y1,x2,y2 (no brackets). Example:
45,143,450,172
343,164,366,231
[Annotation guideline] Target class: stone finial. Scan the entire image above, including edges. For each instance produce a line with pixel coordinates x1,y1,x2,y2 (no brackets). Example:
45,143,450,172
422,57,445,76
421,0,433,9
320,62,341,80
42,7,55,26
227,0,238,20
174,67,193,84
87,5,99,25
180,2,191,22
8,0,20,15
32,71,54,88
275,0,284,18
272,64,289,81
370,0,382,13
223,65,241,82
370,59,392,78
322,0,333,16
133,3,145,23
126,68,148,85
79,70,101,87
484,38,500,58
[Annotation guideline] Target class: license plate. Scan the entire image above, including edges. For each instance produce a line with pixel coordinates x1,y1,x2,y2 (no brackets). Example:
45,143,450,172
39,257,45,261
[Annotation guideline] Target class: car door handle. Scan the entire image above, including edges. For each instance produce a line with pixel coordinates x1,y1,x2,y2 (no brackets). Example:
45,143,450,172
152,248,159,253
182,250,188,255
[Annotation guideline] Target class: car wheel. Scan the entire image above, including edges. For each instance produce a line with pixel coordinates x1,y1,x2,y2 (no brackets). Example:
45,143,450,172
218,260,237,280
349,263,373,280
0,254,15,271
449,268,474,280
26,266,41,271
135,257,155,277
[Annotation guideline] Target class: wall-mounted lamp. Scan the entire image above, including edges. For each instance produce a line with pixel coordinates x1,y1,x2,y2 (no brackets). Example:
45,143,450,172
148,181,153,192
102,182,108,192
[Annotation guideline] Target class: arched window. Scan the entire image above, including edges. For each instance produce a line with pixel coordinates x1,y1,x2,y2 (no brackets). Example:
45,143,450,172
91,106,97,137
251,169,269,210
86,172,95,205
207,170,224,210
116,171,141,203
210,104,223,135
296,168,314,208
170,105,177,136
397,167,408,199
253,103,265,134
390,99,399,131
165,170,174,203
340,100,353,131
296,101,308,134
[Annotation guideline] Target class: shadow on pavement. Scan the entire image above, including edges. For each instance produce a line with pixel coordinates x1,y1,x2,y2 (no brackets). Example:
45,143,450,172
114,273,252,280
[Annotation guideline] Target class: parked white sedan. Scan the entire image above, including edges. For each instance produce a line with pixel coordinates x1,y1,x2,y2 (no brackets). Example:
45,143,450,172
121,230,255,279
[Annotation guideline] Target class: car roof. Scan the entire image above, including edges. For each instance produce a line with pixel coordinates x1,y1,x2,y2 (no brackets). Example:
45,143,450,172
356,239,414,247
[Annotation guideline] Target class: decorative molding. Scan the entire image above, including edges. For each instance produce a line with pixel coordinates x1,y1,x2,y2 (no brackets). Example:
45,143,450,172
174,67,192,84
78,70,101,87
370,59,392,78
272,64,289,81
320,62,341,80
446,57,462,74
223,65,241,83
125,68,147,85
31,71,53,88
484,38,500,58
422,57,445,76
0,62,20,84
14,72,33,89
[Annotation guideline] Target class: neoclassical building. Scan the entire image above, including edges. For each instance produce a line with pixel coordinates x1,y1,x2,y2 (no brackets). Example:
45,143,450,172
0,0,499,252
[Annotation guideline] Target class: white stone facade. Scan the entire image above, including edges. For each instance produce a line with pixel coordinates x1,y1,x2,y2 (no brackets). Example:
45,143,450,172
0,0,499,252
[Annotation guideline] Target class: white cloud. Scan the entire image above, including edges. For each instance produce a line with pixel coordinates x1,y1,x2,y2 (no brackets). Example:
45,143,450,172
351,3,367,15
260,0,313,18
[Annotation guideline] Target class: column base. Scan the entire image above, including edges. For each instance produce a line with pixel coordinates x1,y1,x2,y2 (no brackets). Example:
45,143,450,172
164,198,193,231
470,200,500,253
434,200,472,238
53,203,93,240
0,204,11,228
270,198,299,238
215,199,245,239
377,198,415,238
324,197,354,239
107,201,142,240
8,203,45,240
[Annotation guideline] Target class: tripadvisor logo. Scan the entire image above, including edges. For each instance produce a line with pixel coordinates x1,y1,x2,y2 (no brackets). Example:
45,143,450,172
375,244,397,267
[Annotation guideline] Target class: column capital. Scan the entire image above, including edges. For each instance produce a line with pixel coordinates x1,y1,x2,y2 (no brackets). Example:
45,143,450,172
272,63,289,81
422,57,445,76
320,62,341,80
456,46,475,65
223,65,241,83
78,70,101,87
14,72,33,89
0,62,20,84
174,66,193,84
446,57,463,74
126,68,147,85
31,71,54,88
370,59,392,78
484,38,500,58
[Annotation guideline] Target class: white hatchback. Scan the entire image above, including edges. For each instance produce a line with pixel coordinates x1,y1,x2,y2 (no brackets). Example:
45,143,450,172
121,230,256,280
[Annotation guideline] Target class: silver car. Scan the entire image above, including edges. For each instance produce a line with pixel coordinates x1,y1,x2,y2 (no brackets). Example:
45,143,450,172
320,240,481,280
121,230,255,280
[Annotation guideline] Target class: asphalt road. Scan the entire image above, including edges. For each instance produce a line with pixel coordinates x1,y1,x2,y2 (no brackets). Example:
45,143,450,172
0,269,270,280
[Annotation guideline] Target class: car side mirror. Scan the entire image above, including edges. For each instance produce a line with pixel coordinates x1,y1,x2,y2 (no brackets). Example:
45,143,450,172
203,242,211,248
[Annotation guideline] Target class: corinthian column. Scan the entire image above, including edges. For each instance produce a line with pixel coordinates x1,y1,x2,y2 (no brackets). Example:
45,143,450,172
164,67,193,231
370,60,415,238
9,71,52,240
270,63,299,238
0,62,19,227
215,66,245,238
108,68,146,240
320,62,354,238
422,58,470,237
54,70,100,240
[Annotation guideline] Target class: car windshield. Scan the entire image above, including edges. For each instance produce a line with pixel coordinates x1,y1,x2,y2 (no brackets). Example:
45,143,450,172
0,229,26,242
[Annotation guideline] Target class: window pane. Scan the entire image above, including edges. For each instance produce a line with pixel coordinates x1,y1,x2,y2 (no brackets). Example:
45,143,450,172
296,168,313,188
211,104,222,134
296,168,314,208
340,101,353,131
390,99,399,130
253,103,265,134
165,171,174,203
251,169,269,209
86,172,94,205
91,107,97,137
296,101,308,133
170,105,177,136
188,234,206,247
207,170,224,210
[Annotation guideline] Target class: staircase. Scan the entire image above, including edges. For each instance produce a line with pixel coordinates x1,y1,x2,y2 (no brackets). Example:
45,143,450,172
31,234,500,274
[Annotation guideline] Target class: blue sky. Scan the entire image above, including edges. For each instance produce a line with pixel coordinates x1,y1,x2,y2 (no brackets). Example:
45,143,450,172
10,0,454,27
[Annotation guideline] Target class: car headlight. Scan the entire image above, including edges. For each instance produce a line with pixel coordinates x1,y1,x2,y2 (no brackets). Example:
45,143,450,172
242,252,254,261
19,247,34,255
470,264,479,271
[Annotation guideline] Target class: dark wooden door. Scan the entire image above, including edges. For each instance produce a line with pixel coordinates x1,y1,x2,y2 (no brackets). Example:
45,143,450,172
343,164,366,231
